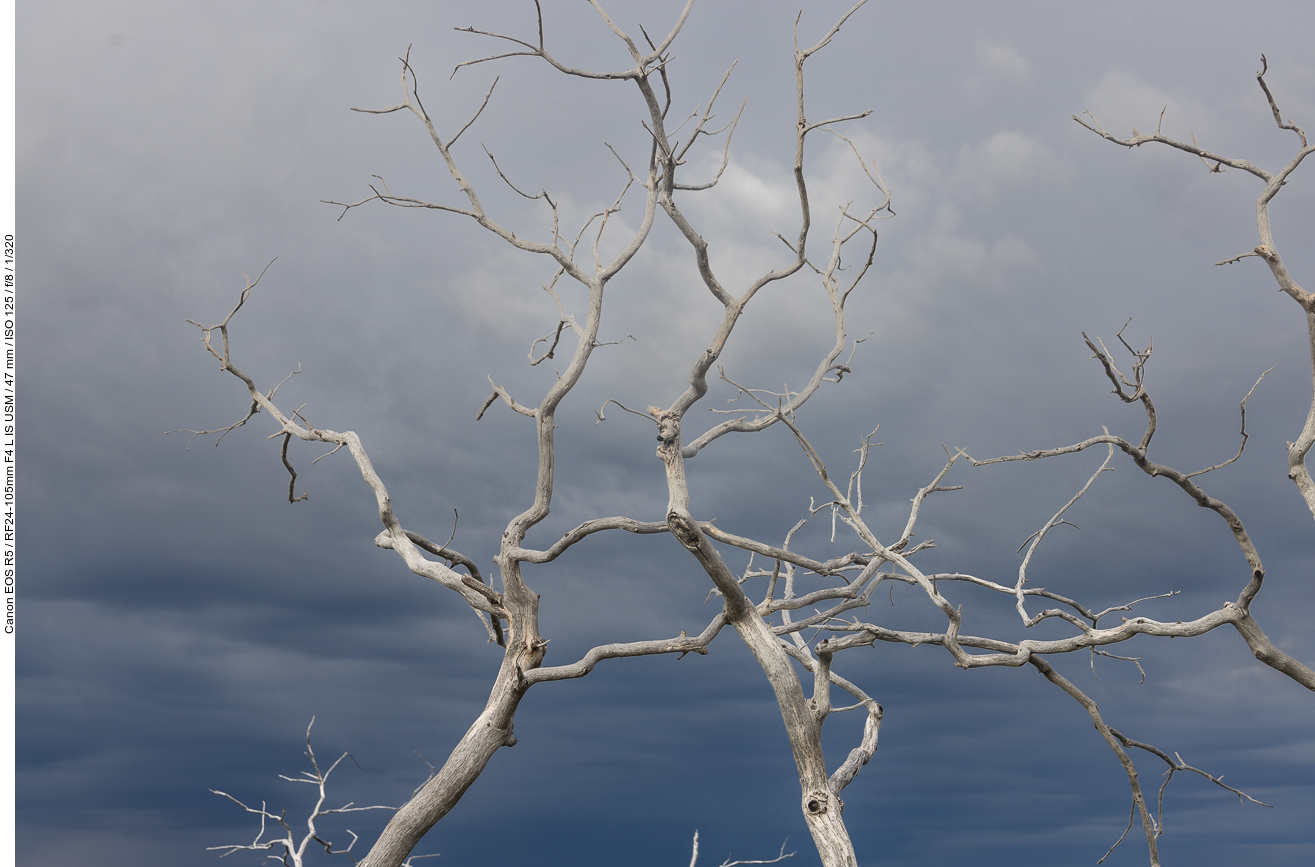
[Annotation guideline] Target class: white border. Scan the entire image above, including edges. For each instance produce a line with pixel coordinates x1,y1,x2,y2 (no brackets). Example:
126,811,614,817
2,0,16,864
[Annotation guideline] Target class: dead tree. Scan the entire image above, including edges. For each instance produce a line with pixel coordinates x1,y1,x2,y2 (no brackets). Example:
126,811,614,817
180,3,1313,865
206,719,427,867
1073,53,1315,526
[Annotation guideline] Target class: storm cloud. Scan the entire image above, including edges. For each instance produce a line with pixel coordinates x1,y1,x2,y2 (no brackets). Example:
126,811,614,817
17,1,1315,864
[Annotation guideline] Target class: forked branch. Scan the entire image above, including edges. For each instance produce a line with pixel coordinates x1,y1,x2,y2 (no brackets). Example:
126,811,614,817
1078,58,1315,521
208,718,399,867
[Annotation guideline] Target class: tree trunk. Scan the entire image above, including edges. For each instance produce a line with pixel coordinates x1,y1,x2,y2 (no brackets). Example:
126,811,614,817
667,509,858,867
357,644,539,867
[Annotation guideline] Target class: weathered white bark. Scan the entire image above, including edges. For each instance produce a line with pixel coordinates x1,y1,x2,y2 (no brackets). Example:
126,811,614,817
1289,308,1315,518
358,650,533,867
189,13,1315,867
665,505,857,867
641,9,881,856
1076,56,1315,522
209,720,397,865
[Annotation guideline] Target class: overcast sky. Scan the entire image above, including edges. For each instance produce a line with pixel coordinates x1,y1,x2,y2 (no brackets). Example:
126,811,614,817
17,1,1315,865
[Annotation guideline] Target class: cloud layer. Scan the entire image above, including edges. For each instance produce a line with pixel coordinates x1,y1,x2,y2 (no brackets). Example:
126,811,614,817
17,1,1315,865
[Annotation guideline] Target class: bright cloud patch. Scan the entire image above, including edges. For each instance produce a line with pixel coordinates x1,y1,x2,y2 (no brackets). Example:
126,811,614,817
954,130,1069,196
1081,70,1216,141
967,39,1030,93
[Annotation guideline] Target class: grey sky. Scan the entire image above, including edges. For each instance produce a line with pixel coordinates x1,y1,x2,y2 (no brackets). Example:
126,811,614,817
18,1,1315,864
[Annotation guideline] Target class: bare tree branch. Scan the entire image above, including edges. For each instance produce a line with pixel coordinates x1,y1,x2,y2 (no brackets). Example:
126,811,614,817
1079,59,1315,521
189,16,1315,867
208,719,397,867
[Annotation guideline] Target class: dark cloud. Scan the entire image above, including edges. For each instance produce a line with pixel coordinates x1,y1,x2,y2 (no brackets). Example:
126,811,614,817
17,1,1315,865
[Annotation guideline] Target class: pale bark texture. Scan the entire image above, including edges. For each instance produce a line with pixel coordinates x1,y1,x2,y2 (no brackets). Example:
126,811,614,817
183,6,1315,867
